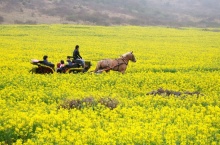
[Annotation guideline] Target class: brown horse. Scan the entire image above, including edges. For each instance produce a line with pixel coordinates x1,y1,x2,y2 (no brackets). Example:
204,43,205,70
94,51,136,74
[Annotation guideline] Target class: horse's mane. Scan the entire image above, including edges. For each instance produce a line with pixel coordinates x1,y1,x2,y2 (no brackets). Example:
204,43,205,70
121,52,132,57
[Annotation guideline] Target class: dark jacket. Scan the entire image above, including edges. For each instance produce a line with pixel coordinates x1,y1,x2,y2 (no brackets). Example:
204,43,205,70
73,49,82,60
67,60,73,66
43,59,54,67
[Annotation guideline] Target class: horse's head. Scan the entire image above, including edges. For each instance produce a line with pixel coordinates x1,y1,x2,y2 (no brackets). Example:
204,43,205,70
130,51,136,62
122,51,136,62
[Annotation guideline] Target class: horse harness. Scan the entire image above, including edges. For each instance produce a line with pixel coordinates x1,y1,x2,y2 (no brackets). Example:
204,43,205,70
104,57,128,71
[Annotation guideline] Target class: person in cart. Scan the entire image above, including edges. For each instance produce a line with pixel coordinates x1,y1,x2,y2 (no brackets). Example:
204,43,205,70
73,45,85,68
42,55,55,68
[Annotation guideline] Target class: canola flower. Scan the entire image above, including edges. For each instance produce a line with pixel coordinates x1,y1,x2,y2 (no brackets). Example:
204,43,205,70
0,25,220,144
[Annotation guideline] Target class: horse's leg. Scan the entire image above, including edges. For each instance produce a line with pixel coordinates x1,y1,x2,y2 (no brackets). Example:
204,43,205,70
119,66,127,74
106,70,111,73
94,61,101,73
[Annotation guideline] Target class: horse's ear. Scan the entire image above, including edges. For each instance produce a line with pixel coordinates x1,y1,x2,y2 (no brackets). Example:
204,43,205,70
131,51,133,54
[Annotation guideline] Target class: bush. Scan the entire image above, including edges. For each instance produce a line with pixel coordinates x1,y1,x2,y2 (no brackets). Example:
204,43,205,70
58,97,119,110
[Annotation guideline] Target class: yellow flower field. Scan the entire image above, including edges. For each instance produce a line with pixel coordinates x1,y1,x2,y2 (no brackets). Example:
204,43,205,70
0,25,220,144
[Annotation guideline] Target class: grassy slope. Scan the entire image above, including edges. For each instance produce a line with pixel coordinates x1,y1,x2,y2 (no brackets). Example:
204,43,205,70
0,0,220,27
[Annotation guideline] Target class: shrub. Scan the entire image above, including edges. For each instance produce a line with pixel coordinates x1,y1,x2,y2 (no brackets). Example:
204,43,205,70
58,97,118,110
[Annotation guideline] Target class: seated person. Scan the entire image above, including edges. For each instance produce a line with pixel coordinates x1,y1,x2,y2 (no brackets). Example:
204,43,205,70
60,60,65,68
73,45,85,68
42,55,55,68
65,56,78,68
57,60,65,73
67,56,73,66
